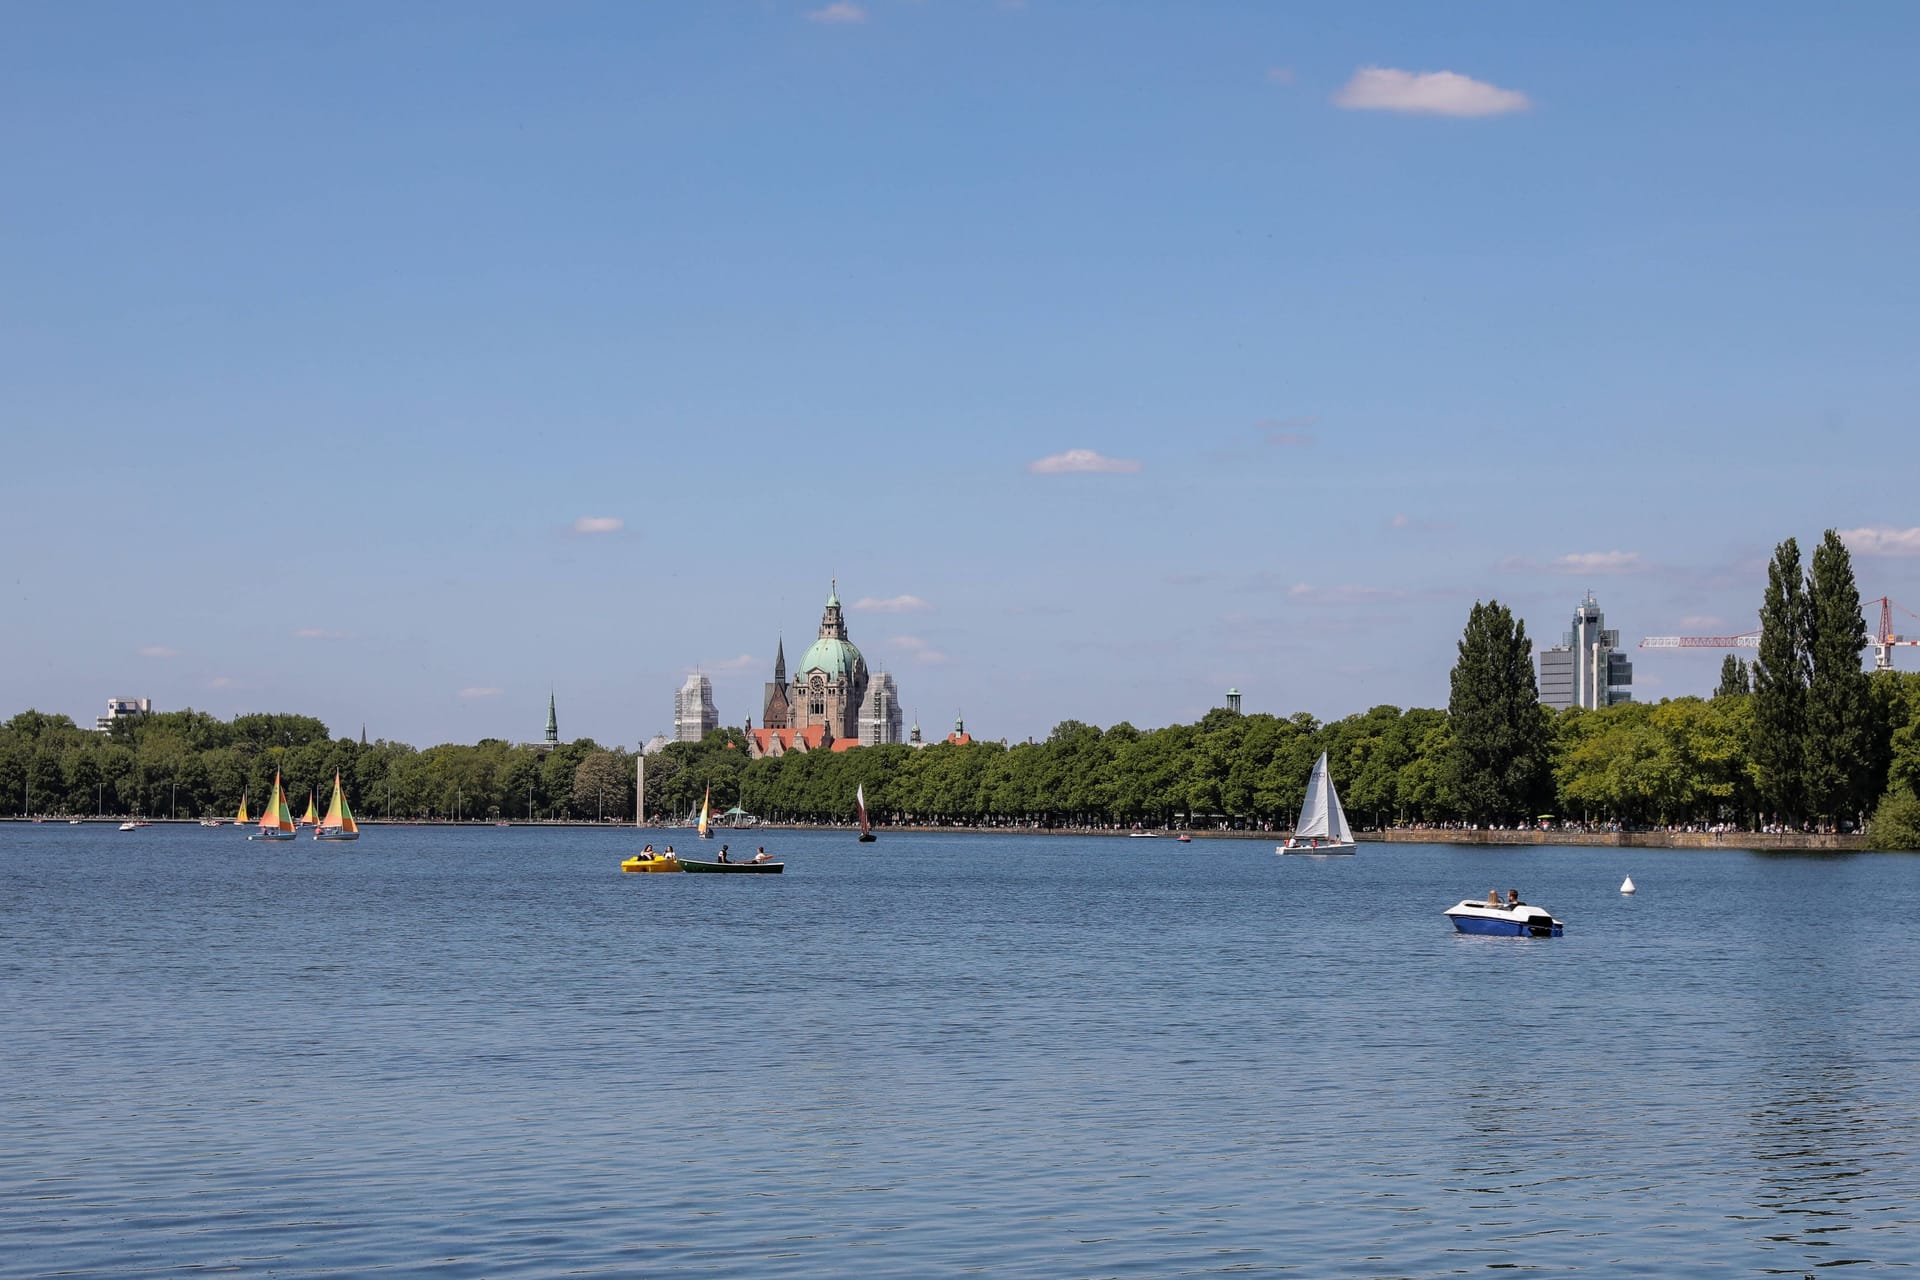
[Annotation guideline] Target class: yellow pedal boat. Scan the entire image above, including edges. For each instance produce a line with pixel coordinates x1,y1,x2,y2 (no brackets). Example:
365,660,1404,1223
620,853,682,873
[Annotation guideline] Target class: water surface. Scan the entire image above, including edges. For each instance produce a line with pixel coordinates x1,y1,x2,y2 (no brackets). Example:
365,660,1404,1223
5,825,1917,1276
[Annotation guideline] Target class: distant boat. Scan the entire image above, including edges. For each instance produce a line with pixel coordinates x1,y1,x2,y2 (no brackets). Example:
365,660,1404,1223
248,771,297,841
856,782,876,843
1176,834,1192,843
118,821,141,832
68,818,83,825
1128,830,1159,839
314,772,360,841
1446,896,1565,938
1277,752,1356,855
677,856,783,874
697,787,712,839
300,790,319,828
234,792,250,825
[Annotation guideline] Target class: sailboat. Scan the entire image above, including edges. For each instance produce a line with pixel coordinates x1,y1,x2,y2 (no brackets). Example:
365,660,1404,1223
856,781,876,842
234,792,250,825
248,771,297,841
300,790,319,828
314,772,361,841
1277,751,1356,855
697,787,713,839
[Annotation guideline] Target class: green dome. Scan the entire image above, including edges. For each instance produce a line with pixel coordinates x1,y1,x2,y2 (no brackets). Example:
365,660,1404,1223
799,636,865,679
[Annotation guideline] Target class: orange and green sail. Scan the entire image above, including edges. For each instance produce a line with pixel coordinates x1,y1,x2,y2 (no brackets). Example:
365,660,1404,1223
301,791,319,826
697,786,711,838
258,772,295,834
235,792,250,824
318,773,359,836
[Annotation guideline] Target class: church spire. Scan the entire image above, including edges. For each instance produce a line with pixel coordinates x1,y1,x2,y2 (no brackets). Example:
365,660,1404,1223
774,635,786,684
545,689,558,745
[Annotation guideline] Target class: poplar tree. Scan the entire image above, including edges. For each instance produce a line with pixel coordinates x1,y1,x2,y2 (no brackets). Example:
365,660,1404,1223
1751,538,1807,822
1804,529,1875,823
1445,600,1548,824
1714,655,1751,699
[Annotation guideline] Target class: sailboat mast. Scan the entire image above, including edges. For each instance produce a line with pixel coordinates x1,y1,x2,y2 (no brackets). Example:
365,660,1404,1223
636,755,644,828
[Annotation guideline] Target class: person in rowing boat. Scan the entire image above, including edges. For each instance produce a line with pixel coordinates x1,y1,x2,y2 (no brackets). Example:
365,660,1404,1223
752,847,772,863
717,844,729,863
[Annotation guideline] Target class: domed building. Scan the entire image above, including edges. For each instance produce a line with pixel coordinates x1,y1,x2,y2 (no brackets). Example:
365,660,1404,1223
759,582,872,745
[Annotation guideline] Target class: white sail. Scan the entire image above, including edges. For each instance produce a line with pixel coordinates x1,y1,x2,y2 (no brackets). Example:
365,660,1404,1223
1326,764,1353,844
1294,753,1330,839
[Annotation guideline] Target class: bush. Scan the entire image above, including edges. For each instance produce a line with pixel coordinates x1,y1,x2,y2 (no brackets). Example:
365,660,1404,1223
1866,786,1920,851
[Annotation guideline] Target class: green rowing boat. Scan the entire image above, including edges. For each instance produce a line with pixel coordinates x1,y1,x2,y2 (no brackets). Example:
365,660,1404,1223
676,858,783,874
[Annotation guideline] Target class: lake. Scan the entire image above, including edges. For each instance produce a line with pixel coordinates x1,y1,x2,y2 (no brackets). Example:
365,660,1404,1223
4,824,1917,1277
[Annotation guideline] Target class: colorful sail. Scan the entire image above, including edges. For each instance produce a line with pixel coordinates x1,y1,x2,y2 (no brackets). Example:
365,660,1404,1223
318,773,359,835
258,771,295,834
235,792,250,824
301,791,319,826
856,782,871,838
697,787,711,839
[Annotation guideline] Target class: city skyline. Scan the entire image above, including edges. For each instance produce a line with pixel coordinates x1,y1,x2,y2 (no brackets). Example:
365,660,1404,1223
3,4,1918,748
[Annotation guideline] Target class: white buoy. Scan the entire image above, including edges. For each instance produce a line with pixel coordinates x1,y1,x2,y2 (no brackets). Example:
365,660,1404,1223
1620,875,1636,895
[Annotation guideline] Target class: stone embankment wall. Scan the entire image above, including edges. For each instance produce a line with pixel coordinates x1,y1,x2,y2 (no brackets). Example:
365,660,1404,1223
1362,828,1867,852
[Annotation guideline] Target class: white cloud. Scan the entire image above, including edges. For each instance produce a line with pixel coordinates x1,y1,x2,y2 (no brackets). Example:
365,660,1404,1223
1333,66,1531,117
1266,66,1295,86
1681,614,1723,630
807,1,866,23
1552,551,1644,574
853,594,932,614
459,686,503,699
889,635,950,665
1840,526,1920,557
293,628,353,640
208,676,237,689
138,646,178,658
572,516,624,535
1028,448,1142,475
705,653,759,672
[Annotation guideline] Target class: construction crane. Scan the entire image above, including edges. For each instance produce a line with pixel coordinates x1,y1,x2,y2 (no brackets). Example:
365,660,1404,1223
1640,596,1920,671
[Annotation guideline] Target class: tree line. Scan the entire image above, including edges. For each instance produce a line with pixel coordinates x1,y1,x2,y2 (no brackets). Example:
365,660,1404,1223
5,531,1917,846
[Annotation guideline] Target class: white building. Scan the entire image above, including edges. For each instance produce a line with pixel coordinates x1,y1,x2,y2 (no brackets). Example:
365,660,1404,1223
673,673,718,742
1538,592,1634,710
95,697,152,732
858,672,905,745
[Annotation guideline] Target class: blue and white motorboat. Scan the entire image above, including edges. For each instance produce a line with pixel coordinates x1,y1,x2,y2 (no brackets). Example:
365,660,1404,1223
1445,898,1564,938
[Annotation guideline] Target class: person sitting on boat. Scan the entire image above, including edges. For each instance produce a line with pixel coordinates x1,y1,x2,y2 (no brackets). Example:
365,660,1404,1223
1486,889,1500,907
641,844,655,857
717,844,729,863
752,847,772,863
1506,888,1521,909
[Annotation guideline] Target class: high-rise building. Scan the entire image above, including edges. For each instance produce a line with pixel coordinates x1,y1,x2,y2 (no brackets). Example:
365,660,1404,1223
674,673,718,742
95,697,151,732
1538,592,1633,710
858,672,904,745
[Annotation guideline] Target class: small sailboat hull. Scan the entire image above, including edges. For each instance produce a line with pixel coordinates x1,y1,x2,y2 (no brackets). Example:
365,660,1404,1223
248,830,297,841
313,829,359,841
1445,901,1564,938
1276,842,1356,855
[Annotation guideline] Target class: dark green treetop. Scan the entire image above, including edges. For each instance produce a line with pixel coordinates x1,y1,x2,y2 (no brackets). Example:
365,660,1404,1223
1751,537,1808,821
1444,599,1548,824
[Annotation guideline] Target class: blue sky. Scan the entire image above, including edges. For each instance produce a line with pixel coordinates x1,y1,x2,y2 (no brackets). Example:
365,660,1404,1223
4,2,1917,748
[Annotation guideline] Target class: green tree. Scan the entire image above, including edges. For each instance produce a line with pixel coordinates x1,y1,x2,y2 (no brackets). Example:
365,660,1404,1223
1444,600,1548,824
1751,538,1808,822
1804,529,1877,823
1714,655,1750,699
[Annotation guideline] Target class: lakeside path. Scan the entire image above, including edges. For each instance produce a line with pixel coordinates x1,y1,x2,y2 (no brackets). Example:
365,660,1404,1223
4,818,1872,851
